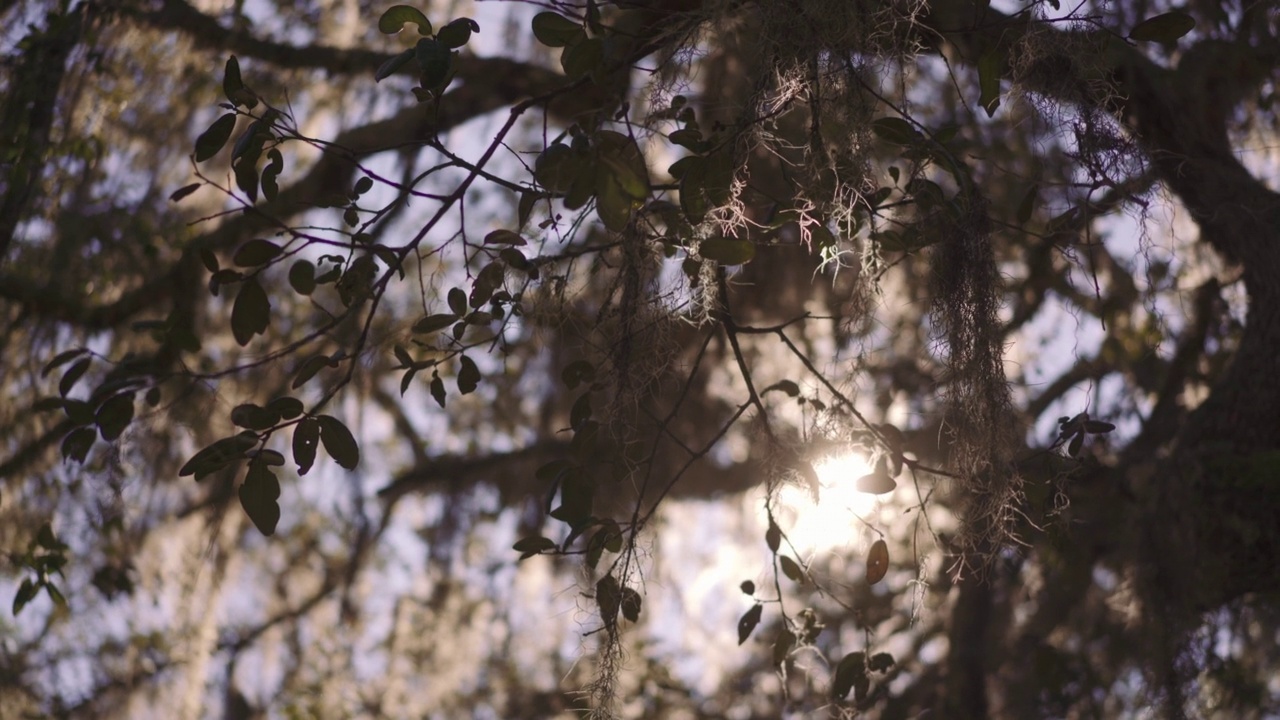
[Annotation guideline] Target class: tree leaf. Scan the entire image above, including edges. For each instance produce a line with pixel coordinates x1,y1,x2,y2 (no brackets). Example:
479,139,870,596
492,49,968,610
61,426,97,463
431,372,446,407
95,392,135,441
448,287,468,316
1129,12,1195,43
291,354,330,389
561,37,603,80
13,578,39,616
436,18,478,49
484,229,526,246
596,573,622,626
375,47,416,82
868,652,896,673
856,470,897,495
231,277,270,346
977,48,1002,117
740,580,755,595
531,12,582,48
378,5,432,35
233,239,282,267
179,432,257,481
865,539,889,585
832,651,867,700
780,555,805,583
195,113,236,162
414,38,452,89
513,535,557,560
59,357,91,396
773,627,796,666
457,355,480,395
316,415,359,470
699,238,755,265
1016,183,1039,224
413,313,457,335
292,417,320,475
288,260,316,295
239,461,281,536
169,183,201,203
766,520,781,552
871,117,918,145
620,586,642,622
737,603,763,645
42,348,88,378
266,396,304,420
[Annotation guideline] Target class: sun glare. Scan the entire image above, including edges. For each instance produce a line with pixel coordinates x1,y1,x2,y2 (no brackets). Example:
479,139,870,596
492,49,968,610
764,452,891,553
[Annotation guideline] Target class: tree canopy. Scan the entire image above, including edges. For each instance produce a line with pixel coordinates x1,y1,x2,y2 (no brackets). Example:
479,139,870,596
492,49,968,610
3,0,1280,717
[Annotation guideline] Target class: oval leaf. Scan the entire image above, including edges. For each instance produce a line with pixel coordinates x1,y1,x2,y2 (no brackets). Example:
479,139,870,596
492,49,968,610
737,603,763,645
233,239,282,267
531,12,582,47
195,113,236,162
1129,12,1195,43
292,417,320,475
865,539,889,585
871,117,918,145
231,277,271,346
316,415,359,470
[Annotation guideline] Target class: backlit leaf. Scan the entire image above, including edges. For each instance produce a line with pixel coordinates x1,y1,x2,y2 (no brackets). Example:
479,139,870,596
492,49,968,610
780,555,805,583
866,539,889,585
832,651,867,700
239,461,281,536
61,427,97,463
195,113,236,162
233,239,282,267
231,277,270,346
871,117,918,145
457,355,480,394
316,415,359,470
531,12,582,48
95,393,134,441
378,5,432,35
737,603,763,645
1129,12,1195,43
977,48,1002,117
292,417,320,475
620,586,641,622
59,357,91,397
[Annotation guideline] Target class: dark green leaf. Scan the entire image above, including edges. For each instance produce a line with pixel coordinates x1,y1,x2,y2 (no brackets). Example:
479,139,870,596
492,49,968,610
61,427,97,463
414,38,452,88
737,603,763,645
977,48,1002,117
430,372,446,407
766,520,781,552
570,392,592,431
561,37,603,80
239,461,281,536
288,260,316,295
763,380,801,397
484,229,526,246
868,652,895,673
195,113,236,162
597,574,621,626
620,586,641,622
457,355,480,394
378,5,432,35
561,360,595,389
531,12,582,47
179,432,258,481
413,313,457,335
233,239,282,267
169,183,201,203
779,555,805,583
773,627,796,665
42,348,88,378
699,238,755,265
832,651,867,700
292,417,320,475
871,117,918,145
436,18,478,49
551,470,593,527
268,396,304,420
376,47,416,82
292,354,330,389
13,579,39,616
231,277,270,346
513,535,557,560
448,287,467,316
1129,12,1196,43
316,415,360,470
1016,183,1039,224
95,393,135,441
866,539,889,584
59,357,91,396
